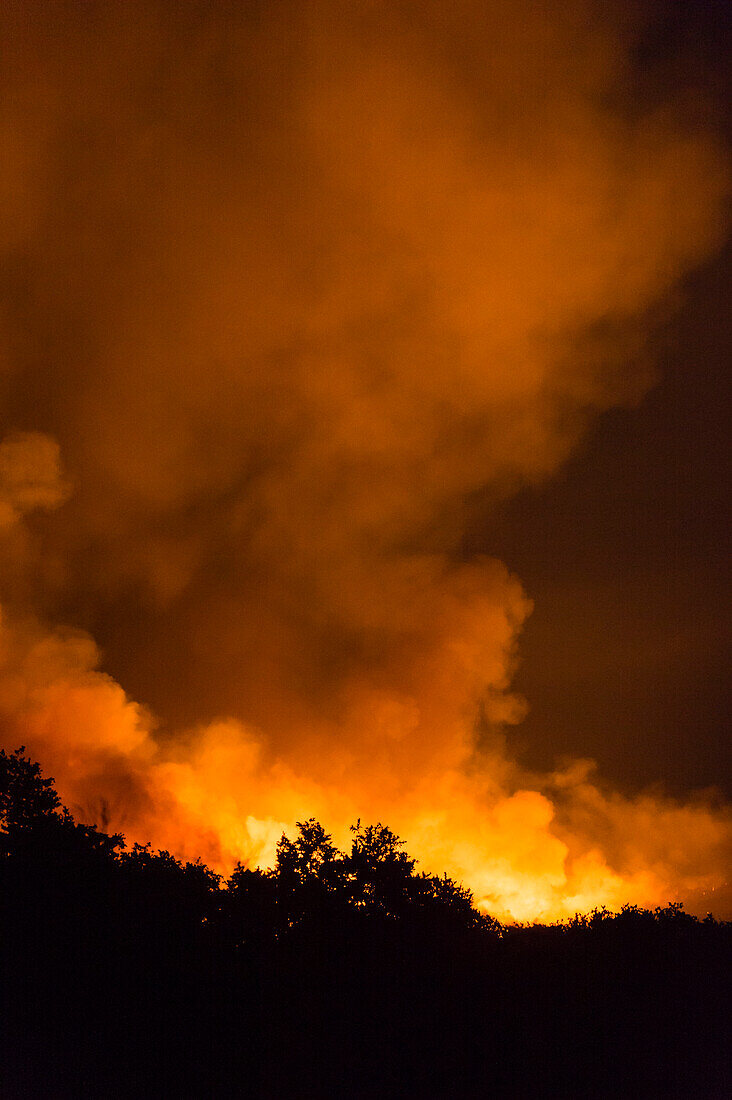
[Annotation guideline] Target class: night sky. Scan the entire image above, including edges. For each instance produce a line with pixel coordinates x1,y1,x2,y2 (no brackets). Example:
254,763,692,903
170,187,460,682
481,2,731,801
482,242,731,798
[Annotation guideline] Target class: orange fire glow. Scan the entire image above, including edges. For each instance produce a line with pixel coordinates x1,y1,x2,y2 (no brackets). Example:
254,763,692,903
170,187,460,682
0,0,729,922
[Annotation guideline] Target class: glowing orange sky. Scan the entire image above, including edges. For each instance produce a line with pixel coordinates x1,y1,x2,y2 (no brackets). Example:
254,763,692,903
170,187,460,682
0,0,729,921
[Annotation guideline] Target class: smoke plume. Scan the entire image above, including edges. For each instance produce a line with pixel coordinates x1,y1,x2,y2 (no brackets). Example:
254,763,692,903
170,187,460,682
0,0,729,920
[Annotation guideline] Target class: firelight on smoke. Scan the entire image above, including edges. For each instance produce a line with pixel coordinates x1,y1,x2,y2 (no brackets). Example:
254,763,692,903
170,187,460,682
0,0,729,921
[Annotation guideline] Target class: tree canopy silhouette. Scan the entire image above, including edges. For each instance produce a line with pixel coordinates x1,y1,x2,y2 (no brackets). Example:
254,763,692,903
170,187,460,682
1,748,729,1099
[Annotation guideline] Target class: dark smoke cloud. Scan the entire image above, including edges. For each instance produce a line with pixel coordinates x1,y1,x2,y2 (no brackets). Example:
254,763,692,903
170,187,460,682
0,0,728,919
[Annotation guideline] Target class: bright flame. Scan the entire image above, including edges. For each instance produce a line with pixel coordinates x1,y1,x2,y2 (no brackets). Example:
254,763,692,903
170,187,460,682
1,607,728,923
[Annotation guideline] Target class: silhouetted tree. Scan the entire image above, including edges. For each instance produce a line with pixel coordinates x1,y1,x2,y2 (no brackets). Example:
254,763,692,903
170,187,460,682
347,820,415,914
1,746,62,836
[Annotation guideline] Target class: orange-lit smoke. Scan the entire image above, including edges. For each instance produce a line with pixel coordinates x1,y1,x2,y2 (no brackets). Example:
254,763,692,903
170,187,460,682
0,1,729,921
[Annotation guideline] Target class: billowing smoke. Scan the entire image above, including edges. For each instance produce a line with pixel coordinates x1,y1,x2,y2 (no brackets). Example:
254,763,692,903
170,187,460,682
0,0,728,920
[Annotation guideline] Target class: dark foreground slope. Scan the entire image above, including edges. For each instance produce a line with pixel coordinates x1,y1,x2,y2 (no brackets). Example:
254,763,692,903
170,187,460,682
1,748,729,1098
